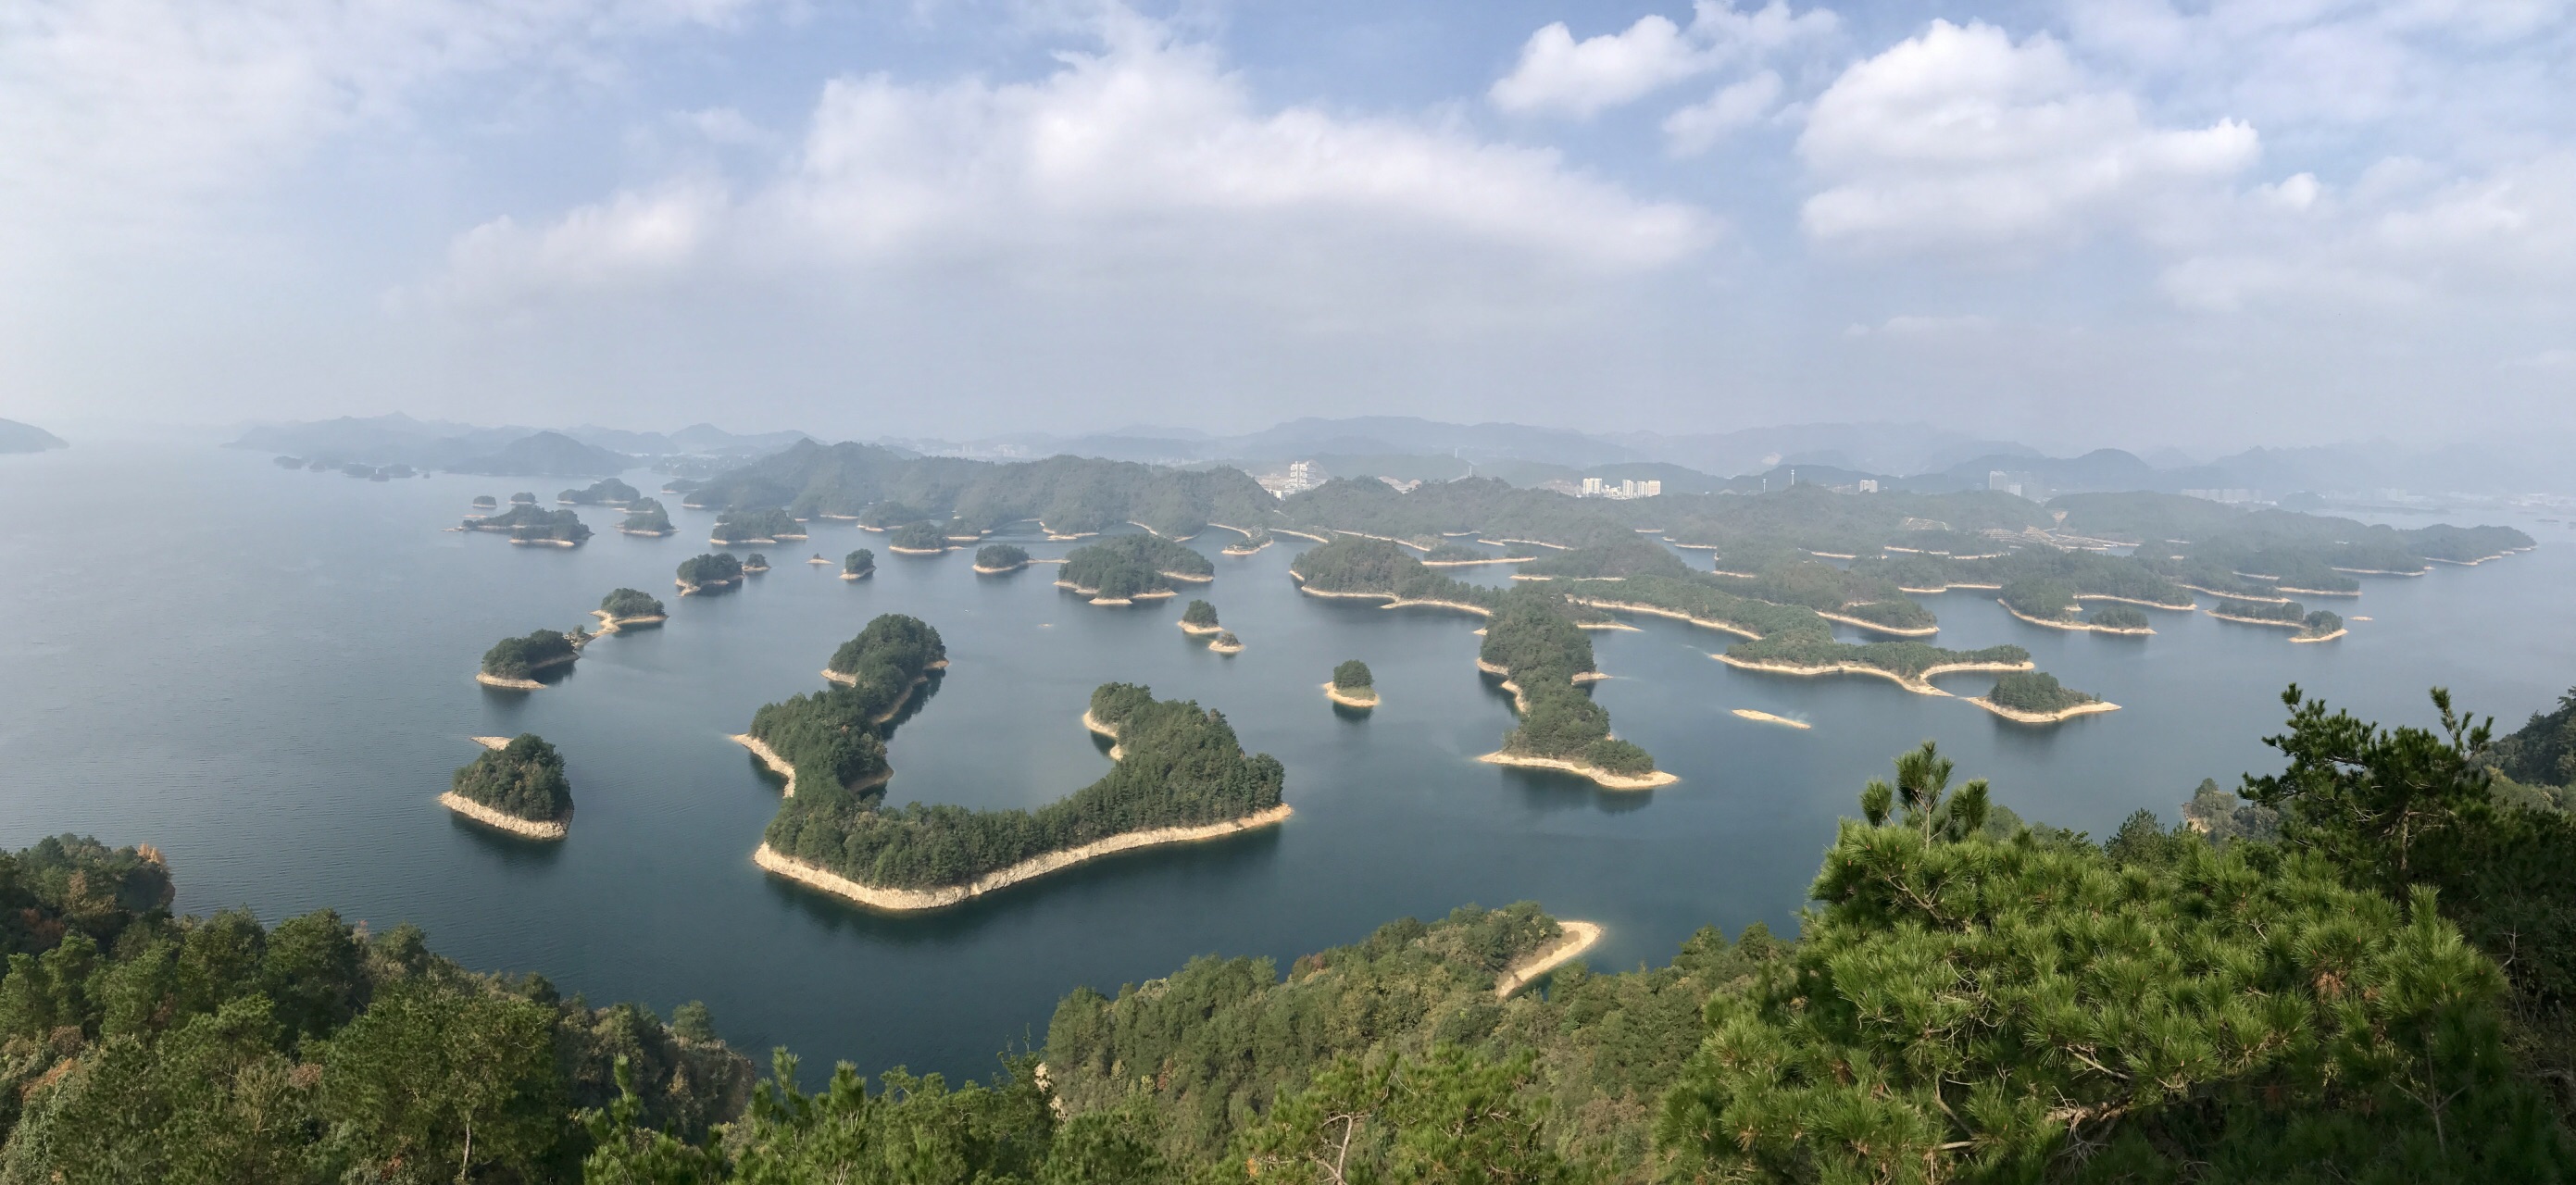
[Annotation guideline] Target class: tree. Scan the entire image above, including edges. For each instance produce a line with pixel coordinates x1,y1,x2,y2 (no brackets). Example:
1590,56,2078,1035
1236,1045,1595,1185
1332,660,1371,690
319,980,563,1182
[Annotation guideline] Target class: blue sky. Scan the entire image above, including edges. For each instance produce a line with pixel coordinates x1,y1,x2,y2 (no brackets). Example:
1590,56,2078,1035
4,0,2570,451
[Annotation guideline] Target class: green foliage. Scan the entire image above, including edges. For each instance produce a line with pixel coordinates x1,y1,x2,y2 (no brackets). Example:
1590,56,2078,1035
676,552,744,589
560,478,640,505
826,615,947,684
1987,670,2097,713
1086,682,1154,730
1237,1045,1595,1185
678,440,1276,538
1289,536,1499,608
480,630,578,679
1282,476,1635,550
890,521,948,551
2215,596,2307,623
749,615,947,793
2493,688,2576,789
743,553,769,570
601,588,666,619
857,500,931,529
470,504,594,543
451,733,573,823
2304,608,2345,636
1182,599,1219,628
1061,534,1211,597
843,548,875,577
1212,630,1240,648
1421,543,1488,563
621,498,674,534
975,543,1030,570
1998,575,2078,620
2085,603,2150,630
712,506,800,543
471,494,498,509
2181,777,2280,842
1514,539,1693,580
765,685,1284,890
1332,660,1372,690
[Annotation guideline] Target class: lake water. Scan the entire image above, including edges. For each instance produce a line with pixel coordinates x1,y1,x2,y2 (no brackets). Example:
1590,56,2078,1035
3,442,2570,1079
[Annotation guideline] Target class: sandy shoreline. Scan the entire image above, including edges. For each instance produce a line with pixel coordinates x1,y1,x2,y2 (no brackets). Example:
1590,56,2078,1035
1220,540,1272,556
475,649,575,691
2206,610,2305,629
2290,628,2348,643
1715,654,2029,697
439,792,569,840
1567,598,1763,640
1179,620,1225,635
1207,638,1244,654
2277,586,2361,597
1420,555,1533,568
972,562,1030,575
887,545,945,555
2072,593,2196,610
1157,569,1216,583
2179,583,2291,604
1476,751,1676,790
754,805,1294,912
676,576,744,595
1999,603,2154,635
1323,682,1379,708
1965,697,2121,724
589,609,667,634
1816,609,1938,638
1730,709,1810,730
841,568,872,580
508,538,580,548
1478,537,1571,551
617,526,676,537
1494,921,1603,999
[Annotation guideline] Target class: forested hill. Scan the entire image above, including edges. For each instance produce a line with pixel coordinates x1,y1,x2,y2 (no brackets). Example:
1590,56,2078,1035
678,440,1278,539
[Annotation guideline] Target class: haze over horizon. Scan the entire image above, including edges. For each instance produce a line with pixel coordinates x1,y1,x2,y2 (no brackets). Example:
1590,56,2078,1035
6,0,2570,452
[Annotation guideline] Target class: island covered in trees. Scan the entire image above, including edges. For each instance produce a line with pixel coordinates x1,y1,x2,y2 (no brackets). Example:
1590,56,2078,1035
475,629,585,689
887,522,948,554
442,733,574,839
593,587,667,632
710,506,803,544
558,477,639,505
1477,586,1671,789
1325,659,1377,707
841,548,874,580
1057,534,1213,604
742,624,1289,909
618,496,675,536
972,543,1030,573
1969,670,2119,724
675,552,744,594
1179,599,1221,635
463,504,592,546
1207,630,1244,655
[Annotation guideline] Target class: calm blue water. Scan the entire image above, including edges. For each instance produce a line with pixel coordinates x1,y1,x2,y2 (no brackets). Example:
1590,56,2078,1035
3,442,2570,1079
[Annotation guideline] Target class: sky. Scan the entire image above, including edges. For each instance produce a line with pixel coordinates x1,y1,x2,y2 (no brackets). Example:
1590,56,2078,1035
2,0,2570,451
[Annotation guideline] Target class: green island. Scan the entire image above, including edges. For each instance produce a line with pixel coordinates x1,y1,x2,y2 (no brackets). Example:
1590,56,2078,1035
1970,669,2119,724
840,548,875,580
2086,603,2153,630
675,552,744,594
469,493,498,513
28,690,2576,1179
443,733,574,838
1288,535,1498,614
752,670,1288,911
2209,597,2345,640
592,587,667,632
509,492,536,505
618,496,675,536
1476,586,1671,789
887,521,948,554
1325,658,1377,707
464,504,593,547
1058,534,1213,604
475,628,585,689
557,477,639,505
972,543,1030,573
1179,598,1222,635
1207,630,1244,655
1995,576,2154,633
709,506,803,544
731,616,949,800
854,501,930,529
741,552,770,573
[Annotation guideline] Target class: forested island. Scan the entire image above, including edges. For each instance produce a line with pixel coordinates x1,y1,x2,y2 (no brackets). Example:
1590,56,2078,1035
1207,630,1244,655
1220,527,1273,555
1288,536,1498,615
558,477,639,505
841,548,875,580
972,543,1030,573
1998,577,2156,633
1057,534,1213,604
463,504,593,546
469,493,498,514
1969,670,2120,723
675,552,744,594
1325,659,1378,707
592,587,668,631
443,733,574,838
710,506,803,544
753,680,1288,910
732,616,948,801
1476,587,1671,789
1179,599,1222,635
476,629,585,689
887,522,948,554
741,553,770,573
2209,597,2345,640
618,497,675,536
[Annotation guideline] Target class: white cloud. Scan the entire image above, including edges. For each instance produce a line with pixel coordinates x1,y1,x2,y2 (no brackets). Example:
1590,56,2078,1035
437,13,1715,316
1797,20,2259,253
1488,1,1836,118
1663,70,1783,155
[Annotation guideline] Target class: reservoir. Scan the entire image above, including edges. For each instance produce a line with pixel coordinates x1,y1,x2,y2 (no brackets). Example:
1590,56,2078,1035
2,442,2569,1079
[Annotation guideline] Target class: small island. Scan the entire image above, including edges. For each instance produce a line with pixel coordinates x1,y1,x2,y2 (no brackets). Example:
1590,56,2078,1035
973,543,1031,574
2294,609,2345,642
888,522,949,554
1476,588,1675,790
807,553,832,565
1207,630,1244,655
1730,709,1811,729
754,680,1289,911
1179,599,1223,635
2208,598,2342,641
712,506,805,544
618,497,676,536
743,552,771,573
441,734,572,839
676,552,745,594
1998,578,2155,634
842,548,876,580
463,504,594,547
469,494,498,515
1967,671,2120,724
1057,534,1213,605
476,629,586,689
592,587,668,632
559,477,640,505
1324,660,1378,708
1221,528,1273,556
509,492,537,505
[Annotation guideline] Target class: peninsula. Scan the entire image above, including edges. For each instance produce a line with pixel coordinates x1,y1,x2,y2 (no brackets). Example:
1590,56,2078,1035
887,522,948,554
591,587,668,632
1476,586,1673,790
475,628,585,689
675,552,745,594
1493,919,1603,999
1731,709,1810,729
755,681,1288,911
1324,659,1378,708
441,733,572,839
742,615,948,800
1057,534,1215,605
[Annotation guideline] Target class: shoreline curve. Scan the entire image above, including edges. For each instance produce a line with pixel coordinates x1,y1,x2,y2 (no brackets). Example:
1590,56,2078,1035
754,805,1294,912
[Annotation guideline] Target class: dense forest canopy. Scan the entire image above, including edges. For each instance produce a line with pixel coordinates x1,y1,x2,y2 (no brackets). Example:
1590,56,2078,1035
480,630,579,679
1181,599,1219,628
747,616,948,794
558,478,639,505
468,504,593,544
1281,477,1635,550
762,682,1285,890
1332,659,1372,690
675,552,744,589
1289,536,1500,609
676,440,1276,538
709,506,800,543
451,733,574,822
599,588,664,619
974,543,1029,570
842,548,874,577
1477,587,1657,777
889,521,948,551
1986,669,2097,712
619,497,673,533
2086,603,2151,630
2494,689,2576,789
1060,534,1212,599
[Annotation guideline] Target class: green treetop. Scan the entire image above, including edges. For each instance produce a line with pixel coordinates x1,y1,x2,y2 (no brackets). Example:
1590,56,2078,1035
449,733,573,823
1332,659,1372,690
1182,600,1219,628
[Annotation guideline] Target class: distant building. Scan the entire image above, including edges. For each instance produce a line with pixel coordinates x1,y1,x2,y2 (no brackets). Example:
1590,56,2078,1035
1857,479,1880,493
1581,476,1605,496
1988,470,2041,500
1574,476,1661,500
1258,459,1325,499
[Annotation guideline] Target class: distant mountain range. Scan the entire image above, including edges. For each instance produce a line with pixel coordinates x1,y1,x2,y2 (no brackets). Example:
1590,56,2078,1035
0,418,69,455
224,414,808,476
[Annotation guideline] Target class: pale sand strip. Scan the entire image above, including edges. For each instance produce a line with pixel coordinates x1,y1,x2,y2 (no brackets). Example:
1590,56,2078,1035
1420,555,1534,568
2206,610,2305,629
1476,752,1676,791
1816,610,1939,638
2290,629,2348,643
471,736,510,750
1964,697,2121,724
754,805,1294,912
972,563,1029,574
1207,638,1244,654
1274,529,1331,543
1323,682,1379,708
1731,709,1810,730
475,672,544,690
2333,567,2427,577
1715,655,2030,697
1566,598,1762,641
1999,603,2154,635
2179,583,2291,604
1494,922,1604,999
439,792,569,840
589,609,668,634
1479,537,1571,551
2072,593,2196,610
731,733,797,797
2277,586,2361,597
